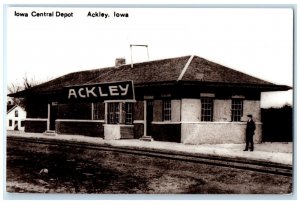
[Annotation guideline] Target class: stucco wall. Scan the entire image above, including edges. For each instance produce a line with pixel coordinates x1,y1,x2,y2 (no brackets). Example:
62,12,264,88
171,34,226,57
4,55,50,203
243,100,261,122
213,100,231,121
182,98,234,122
171,100,181,122
213,99,261,122
181,99,201,122
104,125,135,140
104,124,121,140
180,98,262,144
181,122,262,144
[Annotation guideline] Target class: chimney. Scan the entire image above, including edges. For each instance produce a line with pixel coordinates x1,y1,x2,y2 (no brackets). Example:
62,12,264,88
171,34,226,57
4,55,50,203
115,58,126,67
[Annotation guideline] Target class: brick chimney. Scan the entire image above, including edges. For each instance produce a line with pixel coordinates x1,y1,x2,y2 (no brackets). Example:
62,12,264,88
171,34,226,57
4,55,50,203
115,58,126,67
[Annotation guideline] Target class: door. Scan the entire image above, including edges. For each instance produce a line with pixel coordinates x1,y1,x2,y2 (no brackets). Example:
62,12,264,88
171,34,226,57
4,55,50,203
50,103,58,131
14,121,18,131
146,100,153,136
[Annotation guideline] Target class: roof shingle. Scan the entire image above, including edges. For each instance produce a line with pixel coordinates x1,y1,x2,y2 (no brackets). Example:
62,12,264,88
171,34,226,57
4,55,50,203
182,56,272,85
9,55,290,97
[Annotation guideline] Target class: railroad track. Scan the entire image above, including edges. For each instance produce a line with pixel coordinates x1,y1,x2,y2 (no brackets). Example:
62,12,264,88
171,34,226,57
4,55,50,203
7,136,293,177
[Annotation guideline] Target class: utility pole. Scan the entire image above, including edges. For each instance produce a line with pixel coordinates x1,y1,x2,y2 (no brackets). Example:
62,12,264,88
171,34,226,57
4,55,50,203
130,44,149,68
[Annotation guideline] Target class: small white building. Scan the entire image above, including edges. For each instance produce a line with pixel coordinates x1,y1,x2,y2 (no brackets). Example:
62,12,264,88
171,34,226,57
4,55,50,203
7,105,27,131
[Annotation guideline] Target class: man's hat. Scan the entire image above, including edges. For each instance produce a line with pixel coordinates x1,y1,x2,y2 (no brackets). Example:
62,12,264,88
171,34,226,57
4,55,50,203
247,114,253,117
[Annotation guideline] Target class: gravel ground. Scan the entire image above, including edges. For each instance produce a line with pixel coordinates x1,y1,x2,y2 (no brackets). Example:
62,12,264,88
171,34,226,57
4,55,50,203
6,138,293,194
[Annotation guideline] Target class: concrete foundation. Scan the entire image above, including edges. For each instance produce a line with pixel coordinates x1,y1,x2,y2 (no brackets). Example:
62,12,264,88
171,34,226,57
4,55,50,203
104,124,134,140
181,122,262,144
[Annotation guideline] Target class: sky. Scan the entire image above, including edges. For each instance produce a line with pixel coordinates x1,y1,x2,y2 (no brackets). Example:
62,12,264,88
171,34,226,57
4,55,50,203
5,6,293,108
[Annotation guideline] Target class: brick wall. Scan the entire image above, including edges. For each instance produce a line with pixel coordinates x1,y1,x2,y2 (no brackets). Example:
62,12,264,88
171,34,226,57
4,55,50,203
56,120,104,137
120,126,134,139
151,123,181,143
25,120,47,133
133,123,144,139
153,100,162,121
26,102,48,118
95,102,105,120
133,101,144,120
57,103,92,119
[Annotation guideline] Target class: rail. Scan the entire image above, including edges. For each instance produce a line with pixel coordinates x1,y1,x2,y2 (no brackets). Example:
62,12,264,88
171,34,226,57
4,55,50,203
7,136,293,177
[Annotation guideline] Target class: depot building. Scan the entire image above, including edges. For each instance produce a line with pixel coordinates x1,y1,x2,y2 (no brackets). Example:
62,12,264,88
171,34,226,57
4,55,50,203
9,55,291,144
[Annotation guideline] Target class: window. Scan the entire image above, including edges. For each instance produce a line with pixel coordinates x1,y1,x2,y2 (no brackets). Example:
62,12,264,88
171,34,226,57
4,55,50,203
231,99,243,121
15,110,18,117
125,103,133,124
163,100,171,121
9,120,12,127
93,102,102,120
107,102,133,125
21,121,25,127
201,98,213,121
108,103,120,124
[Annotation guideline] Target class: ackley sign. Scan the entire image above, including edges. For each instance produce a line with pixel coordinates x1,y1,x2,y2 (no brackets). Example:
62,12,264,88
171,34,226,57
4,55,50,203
64,81,135,102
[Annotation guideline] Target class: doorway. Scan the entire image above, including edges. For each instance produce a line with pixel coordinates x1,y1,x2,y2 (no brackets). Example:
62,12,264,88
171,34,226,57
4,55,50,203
14,121,18,131
49,103,58,131
146,100,153,136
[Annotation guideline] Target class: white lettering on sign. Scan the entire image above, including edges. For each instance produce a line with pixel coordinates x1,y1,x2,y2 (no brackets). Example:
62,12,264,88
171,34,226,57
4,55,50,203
109,86,119,96
119,84,129,96
86,87,97,97
68,89,77,99
78,88,86,98
98,87,108,96
67,82,134,100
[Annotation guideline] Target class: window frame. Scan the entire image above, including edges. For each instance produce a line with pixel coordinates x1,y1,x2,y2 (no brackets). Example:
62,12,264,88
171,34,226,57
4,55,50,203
163,100,172,121
107,102,133,125
107,102,120,124
125,103,133,125
231,99,243,122
93,102,102,120
201,97,214,122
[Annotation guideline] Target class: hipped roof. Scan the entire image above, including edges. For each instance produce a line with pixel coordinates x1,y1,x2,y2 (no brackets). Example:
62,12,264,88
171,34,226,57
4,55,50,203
9,55,291,97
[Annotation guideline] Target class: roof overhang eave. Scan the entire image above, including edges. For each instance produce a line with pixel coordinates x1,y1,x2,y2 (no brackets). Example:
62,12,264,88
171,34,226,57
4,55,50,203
7,91,27,98
177,81,292,91
8,81,292,97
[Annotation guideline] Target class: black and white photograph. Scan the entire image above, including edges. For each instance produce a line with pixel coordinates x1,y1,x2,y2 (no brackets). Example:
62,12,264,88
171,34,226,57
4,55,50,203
3,2,295,200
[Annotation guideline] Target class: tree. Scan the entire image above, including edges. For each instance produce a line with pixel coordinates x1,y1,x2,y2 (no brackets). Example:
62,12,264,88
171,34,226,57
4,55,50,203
7,82,23,107
261,104,293,142
7,74,40,109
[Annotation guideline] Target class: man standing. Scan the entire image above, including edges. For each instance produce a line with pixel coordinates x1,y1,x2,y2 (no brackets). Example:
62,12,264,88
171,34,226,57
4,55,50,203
244,114,256,151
